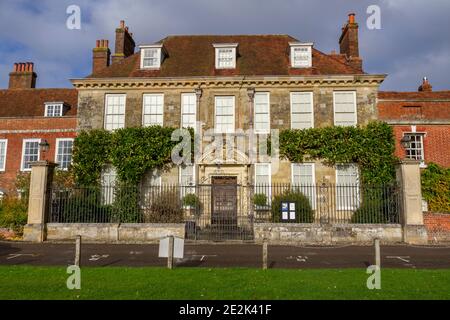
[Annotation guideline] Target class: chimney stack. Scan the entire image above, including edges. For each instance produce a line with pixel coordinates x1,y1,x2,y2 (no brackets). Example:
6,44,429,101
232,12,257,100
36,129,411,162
8,62,37,89
339,13,363,72
92,39,111,74
418,77,433,92
112,20,136,64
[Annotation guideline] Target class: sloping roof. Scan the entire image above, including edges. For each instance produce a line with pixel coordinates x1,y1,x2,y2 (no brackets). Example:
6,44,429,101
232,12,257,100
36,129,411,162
378,91,450,100
88,35,363,78
0,89,78,117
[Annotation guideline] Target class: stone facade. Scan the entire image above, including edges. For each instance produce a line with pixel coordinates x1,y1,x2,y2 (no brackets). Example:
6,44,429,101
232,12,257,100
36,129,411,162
75,77,383,185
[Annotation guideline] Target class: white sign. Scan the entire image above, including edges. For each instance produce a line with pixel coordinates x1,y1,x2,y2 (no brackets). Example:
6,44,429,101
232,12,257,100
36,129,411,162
159,237,184,259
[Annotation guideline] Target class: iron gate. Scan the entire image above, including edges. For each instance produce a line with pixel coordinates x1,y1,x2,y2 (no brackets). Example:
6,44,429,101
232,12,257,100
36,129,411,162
185,181,254,241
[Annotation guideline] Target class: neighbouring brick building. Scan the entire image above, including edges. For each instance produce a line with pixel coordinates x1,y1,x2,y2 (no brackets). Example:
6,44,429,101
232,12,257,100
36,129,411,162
73,13,385,198
378,78,450,168
0,63,78,195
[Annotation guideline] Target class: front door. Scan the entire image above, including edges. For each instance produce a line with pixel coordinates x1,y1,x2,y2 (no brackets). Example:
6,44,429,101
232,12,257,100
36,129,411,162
211,176,238,227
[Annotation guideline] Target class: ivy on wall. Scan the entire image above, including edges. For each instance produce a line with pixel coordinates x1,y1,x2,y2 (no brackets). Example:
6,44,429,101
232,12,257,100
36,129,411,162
421,163,450,213
72,126,193,186
72,122,397,186
279,122,398,184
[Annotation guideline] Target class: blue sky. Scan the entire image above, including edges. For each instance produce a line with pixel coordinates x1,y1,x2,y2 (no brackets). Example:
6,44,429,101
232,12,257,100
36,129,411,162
0,0,449,91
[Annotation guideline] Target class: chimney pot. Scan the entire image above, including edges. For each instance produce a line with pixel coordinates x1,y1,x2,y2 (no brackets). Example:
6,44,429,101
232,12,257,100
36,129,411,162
349,13,356,24
9,62,37,89
120,20,125,29
418,77,433,92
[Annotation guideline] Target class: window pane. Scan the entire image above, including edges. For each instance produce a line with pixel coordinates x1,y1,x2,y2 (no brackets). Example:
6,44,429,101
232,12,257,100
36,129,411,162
181,93,196,129
143,94,164,126
22,141,40,170
105,95,126,130
405,134,425,161
291,92,313,129
56,140,74,170
215,97,234,133
334,92,356,127
254,93,270,132
0,141,6,170
336,164,360,210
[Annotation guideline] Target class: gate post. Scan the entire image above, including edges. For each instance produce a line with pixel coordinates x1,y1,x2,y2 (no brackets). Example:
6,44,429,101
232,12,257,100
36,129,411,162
396,160,428,245
23,161,57,242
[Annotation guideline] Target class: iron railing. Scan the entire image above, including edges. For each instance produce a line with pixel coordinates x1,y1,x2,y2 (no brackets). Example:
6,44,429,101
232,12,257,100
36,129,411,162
48,183,401,227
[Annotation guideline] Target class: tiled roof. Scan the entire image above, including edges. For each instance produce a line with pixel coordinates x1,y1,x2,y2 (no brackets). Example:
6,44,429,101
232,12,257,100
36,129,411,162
378,91,450,100
88,35,363,78
0,88,78,117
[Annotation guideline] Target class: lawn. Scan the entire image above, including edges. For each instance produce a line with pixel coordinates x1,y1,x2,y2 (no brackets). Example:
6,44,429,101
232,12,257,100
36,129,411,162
0,266,449,300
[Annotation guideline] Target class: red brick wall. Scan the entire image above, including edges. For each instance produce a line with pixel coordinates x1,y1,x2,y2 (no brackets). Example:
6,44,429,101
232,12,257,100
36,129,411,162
392,125,450,167
0,117,77,194
424,212,450,242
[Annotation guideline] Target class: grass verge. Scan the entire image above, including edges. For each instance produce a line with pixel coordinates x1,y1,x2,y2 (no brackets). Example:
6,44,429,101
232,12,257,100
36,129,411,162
1,266,449,300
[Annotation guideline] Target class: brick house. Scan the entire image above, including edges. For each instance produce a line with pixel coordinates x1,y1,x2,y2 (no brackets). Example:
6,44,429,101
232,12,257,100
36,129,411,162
73,13,385,197
378,78,450,168
0,63,78,195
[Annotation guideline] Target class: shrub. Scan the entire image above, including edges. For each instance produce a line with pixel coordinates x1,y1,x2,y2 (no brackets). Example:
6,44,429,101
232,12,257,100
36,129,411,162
0,197,28,233
421,163,450,213
145,189,184,223
254,193,268,207
271,190,314,223
113,185,143,223
51,188,114,223
182,193,200,209
351,187,400,224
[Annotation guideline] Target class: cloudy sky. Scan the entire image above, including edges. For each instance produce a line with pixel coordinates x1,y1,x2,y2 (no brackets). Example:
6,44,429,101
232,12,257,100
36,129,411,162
0,0,449,91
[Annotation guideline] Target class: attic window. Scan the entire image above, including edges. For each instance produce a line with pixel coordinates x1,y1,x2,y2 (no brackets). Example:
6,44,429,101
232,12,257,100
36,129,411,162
140,45,164,69
290,43,313,68
213,43,238,69
45,102,65,117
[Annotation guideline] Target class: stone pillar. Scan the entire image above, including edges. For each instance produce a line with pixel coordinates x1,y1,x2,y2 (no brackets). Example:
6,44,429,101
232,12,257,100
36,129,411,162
396,160,428,244
23,161,57,242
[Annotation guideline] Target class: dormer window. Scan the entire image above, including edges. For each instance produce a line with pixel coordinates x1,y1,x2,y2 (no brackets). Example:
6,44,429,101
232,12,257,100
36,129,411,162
290,43,313,68
213,43,238,69
45,102,65,117
140,45,164,69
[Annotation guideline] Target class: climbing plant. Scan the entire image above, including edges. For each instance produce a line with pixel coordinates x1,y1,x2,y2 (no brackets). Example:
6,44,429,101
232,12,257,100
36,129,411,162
421,163,450,213
279,122,398,184
72,126,194,186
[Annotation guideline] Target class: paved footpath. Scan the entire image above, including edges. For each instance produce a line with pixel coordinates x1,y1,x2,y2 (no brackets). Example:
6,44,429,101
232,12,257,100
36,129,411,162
1,241,449,269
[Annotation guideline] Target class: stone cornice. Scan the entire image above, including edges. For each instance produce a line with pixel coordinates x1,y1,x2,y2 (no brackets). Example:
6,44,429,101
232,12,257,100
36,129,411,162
71,74,386,89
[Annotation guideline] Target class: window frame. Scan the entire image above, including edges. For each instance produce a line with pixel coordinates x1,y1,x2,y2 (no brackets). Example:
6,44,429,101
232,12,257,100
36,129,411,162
181,93,197,130
140,45,163,69
290,43,313,68
333,91,357,127
335,163,360,211
142,93,165,127
21,138,41,172
290,92,314,129
403,132,426,167
213,44,238,69
54,138,74,171
44,102,64,117
291,163,316,209
104,94,126,131
254,163,272,205
0,139,8,172
179,164,196,203
254,92,271,134
214,96,236,134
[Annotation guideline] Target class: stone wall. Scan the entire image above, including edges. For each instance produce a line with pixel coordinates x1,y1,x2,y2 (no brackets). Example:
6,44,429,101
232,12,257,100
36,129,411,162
46,223,185,243
254,223,403,244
